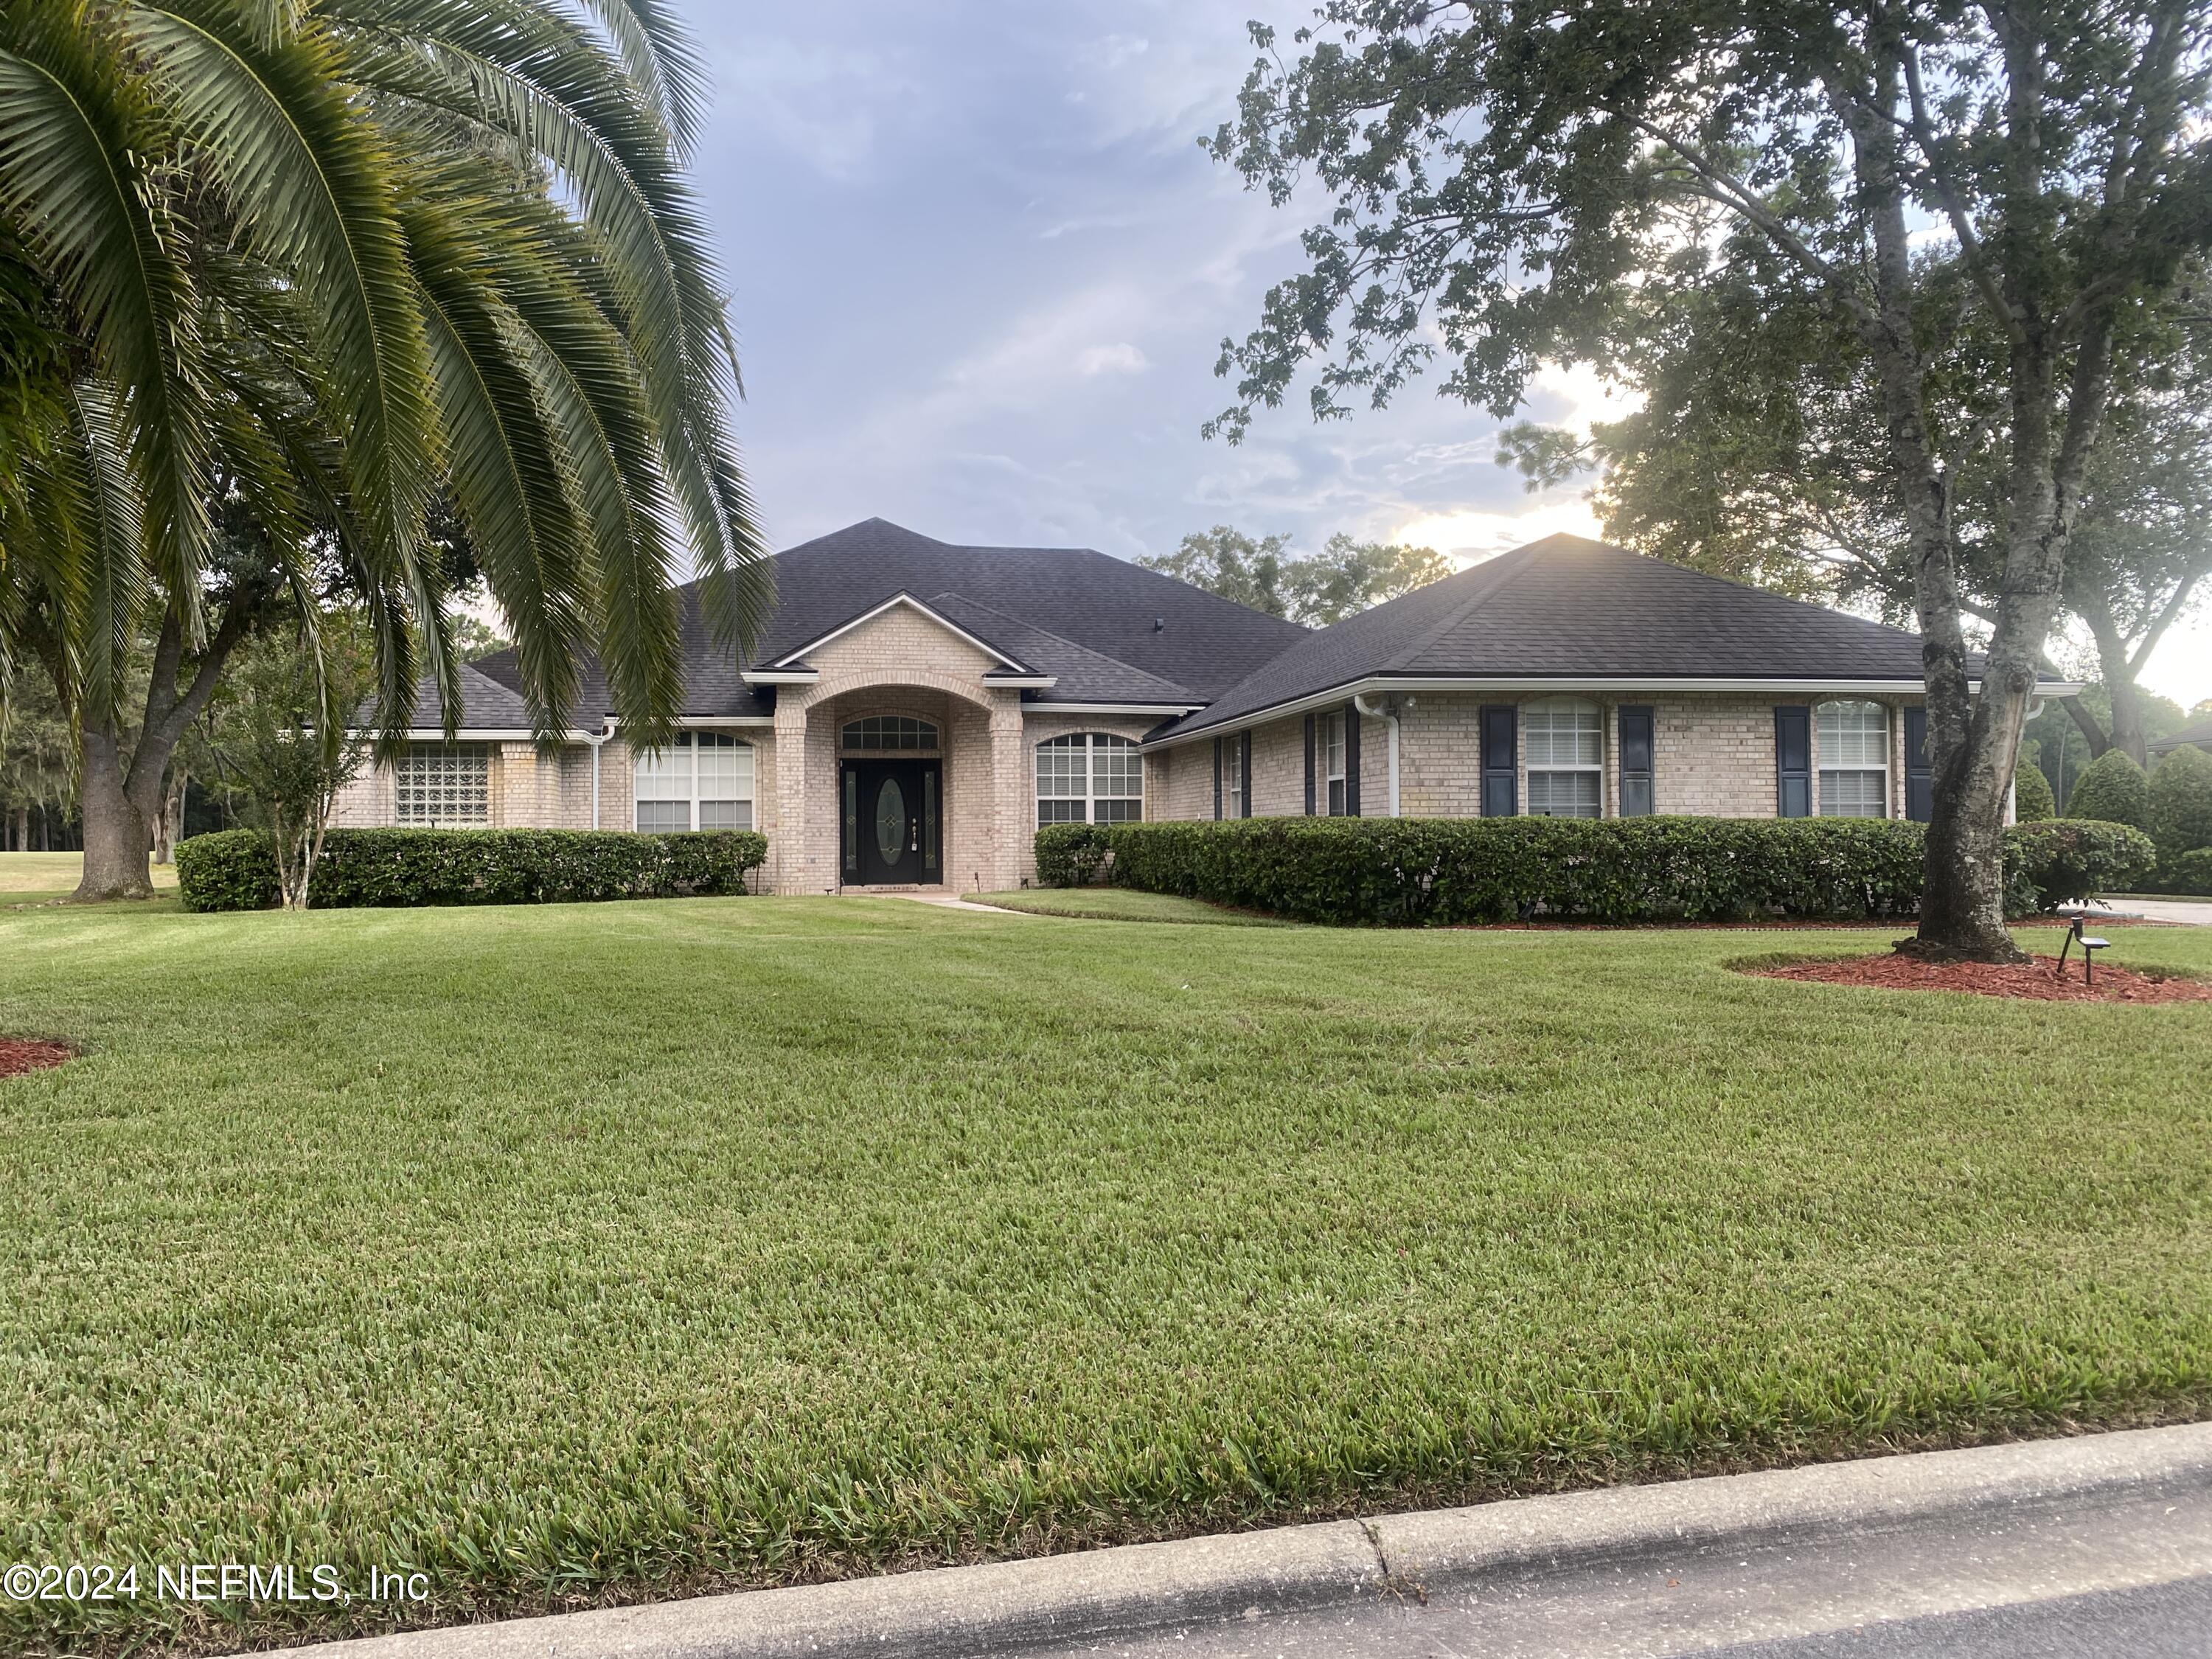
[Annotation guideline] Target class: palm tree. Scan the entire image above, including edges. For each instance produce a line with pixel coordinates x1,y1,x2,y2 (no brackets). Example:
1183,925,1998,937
0,0,768,900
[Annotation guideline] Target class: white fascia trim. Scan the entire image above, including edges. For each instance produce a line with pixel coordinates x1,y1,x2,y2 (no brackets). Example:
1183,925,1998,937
741,669,818,685
1145,675,2086,749
1026,702,1204,717
766,593,1036,675
371,728,595,742
981,674,1060,689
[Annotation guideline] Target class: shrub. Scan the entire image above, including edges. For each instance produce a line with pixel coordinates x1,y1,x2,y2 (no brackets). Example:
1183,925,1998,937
2002,818,2157,907
2062,748,2150,830
2149,743,2212,860
178,828,768,913
176,830,282,912
2012,760,2056,821
1037,815,2154,925
2154,846,2212,899
1034,823,1113,887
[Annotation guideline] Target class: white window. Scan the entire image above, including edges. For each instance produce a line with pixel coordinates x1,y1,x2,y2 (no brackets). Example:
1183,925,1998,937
1524,697,1602,818
1320,712,1347,815
633,733,754,831
1225,734,1245,819
841,716,939,752
1037,733,1142,826
395,745,489,827
1818,700,1889,818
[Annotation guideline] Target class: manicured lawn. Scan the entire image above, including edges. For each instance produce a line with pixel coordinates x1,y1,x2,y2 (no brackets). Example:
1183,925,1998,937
0,851,177,904
2,897,2209,1653
975,887,1294,924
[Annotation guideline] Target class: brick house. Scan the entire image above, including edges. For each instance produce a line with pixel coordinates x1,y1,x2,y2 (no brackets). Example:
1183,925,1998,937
333,518,2081,894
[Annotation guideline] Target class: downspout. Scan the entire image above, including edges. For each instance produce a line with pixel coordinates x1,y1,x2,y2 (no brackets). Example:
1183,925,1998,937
1352,692,1400,817
580,720,615,830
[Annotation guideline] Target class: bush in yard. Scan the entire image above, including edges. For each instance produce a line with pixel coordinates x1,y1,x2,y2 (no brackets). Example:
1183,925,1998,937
176,830,282,912
1034,823,1113,886
178,829,768,912
2155,846,2212,898
2012,761,2056,822
2149,744,2212,863
1039,815,2153,924
2062,748,2151,830
2002,819,2158,907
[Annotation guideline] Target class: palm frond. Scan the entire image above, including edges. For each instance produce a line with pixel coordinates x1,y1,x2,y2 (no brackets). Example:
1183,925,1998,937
0,7,209,630
126,0,439,580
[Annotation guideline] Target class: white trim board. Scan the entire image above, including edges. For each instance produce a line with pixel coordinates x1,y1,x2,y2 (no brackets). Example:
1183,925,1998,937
1146,675,2088,749
765,592,1039,675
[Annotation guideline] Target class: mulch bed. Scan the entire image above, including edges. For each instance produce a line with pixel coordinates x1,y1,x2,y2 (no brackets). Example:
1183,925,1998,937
1757,953,2212,1004
0,1038,74,1078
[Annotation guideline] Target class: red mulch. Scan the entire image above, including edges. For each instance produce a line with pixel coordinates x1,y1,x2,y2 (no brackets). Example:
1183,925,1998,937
0,1038,73,1078
1757,952,2212,1004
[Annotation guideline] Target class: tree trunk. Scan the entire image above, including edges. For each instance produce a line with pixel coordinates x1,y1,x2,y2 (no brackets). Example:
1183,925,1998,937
74,723,158,901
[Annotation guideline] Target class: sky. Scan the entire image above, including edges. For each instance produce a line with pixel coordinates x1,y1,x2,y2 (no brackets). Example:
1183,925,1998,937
684,0,2210,709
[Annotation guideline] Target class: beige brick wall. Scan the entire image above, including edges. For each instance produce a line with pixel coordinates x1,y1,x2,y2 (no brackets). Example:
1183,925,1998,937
1148,690,1924,824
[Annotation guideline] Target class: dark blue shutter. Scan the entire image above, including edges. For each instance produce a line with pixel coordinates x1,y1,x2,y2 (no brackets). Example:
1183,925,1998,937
1775,706,1812,818
1212,737,1223,821
1904,708,1933,822
1304,714,1317,815
1239,734,1253,818
1481,705,1517,818
1618,706,1655,817
1343,702,1363,817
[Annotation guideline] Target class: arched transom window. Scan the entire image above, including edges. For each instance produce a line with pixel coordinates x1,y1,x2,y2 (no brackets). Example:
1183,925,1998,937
1817,700,1889,817
1524,698,1602,818
1037,733,1142,825
842,715,939,752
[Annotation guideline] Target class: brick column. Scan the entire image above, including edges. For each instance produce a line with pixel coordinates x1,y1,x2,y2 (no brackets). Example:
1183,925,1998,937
773,699,810,894
988,696,1027,893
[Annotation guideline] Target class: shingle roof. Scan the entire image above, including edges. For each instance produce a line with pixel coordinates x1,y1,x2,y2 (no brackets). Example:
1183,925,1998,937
1162,534,2037,740
450,518,1299,728
2151,715,2212,756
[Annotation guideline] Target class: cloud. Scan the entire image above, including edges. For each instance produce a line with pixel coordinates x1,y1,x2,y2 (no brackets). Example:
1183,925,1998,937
1391,501,1610,566
1075,342,1149,376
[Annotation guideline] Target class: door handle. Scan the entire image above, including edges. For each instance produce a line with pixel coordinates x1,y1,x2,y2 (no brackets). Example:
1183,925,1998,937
909,818,919,852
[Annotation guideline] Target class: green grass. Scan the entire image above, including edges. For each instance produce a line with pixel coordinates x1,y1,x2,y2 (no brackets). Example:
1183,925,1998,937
975,886,1294,924
0,851,178,906
2,897,2210,1653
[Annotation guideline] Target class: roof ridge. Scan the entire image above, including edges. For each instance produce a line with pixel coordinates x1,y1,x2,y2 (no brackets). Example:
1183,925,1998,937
1377,543,1545,672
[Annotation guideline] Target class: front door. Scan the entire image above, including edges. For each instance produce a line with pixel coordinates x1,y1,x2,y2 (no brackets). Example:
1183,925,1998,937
842,759,941,885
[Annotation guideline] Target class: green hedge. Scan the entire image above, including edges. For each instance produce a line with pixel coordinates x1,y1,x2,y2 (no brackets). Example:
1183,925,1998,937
2153,845,2212,899
178,828,768,912
1035,815,2154,925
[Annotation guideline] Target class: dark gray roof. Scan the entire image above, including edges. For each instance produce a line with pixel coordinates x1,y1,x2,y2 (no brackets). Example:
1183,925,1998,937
1164,534,2025,739
451,518,1300,728
2152,716,2212,755
403,662,535,731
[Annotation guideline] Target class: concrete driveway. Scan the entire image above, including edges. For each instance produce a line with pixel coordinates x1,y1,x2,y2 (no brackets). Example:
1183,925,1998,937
2101,898,2212,925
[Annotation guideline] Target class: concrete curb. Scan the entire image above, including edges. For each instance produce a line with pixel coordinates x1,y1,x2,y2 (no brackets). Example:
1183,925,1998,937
271,1422,2212,1659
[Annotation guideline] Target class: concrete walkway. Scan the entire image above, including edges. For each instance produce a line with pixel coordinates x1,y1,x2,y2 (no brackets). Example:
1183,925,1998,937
268,1424,2212,1659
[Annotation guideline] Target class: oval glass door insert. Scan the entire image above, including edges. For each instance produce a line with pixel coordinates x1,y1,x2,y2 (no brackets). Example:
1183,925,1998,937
873,777,906,865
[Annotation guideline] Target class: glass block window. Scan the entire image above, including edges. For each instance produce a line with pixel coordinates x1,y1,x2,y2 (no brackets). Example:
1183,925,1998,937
1037,733,1143,826
841,716,939,751
395,745,489,826
633,733,754,831
1320,712,1347,815
1524,697,1602,818
1818,700,1889,818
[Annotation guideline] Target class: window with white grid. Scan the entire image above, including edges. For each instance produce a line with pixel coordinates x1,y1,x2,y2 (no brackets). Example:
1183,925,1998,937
633,733,754,831
1225,734,1245,819
395,745,489,826
1037,733,1143,826
1818,700,1889,818
1321,712,1347,815
1525,698,1602,818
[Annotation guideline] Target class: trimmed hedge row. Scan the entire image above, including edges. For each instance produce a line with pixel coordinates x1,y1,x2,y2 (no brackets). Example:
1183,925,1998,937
177,828,768,912
1034,815,2154,925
